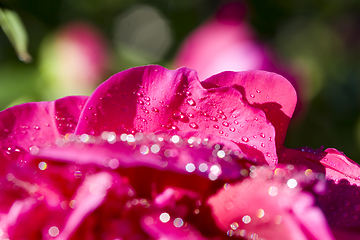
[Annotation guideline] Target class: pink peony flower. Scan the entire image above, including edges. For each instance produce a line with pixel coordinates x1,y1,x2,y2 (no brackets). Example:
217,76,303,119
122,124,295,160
0,65,359,239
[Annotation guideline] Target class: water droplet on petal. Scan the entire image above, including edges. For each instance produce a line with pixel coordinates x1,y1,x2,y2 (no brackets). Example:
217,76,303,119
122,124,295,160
172,111,189,123
38,161,47,170
29,146,39,154
160,212,170,223
189,122,198,129
186,163,196,172
74,170,82,178
222,122,229,127
242,215,251,224
229,127,235,132
250,94,255,98
187,113,194,118
173,218,184,228
48,226,60,237
230,222,239,230
241,137,249,142
170,125,179,130
186,98,196,106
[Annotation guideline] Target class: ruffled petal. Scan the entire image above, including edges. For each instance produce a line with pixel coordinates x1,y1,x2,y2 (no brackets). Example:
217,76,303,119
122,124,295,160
279,147,360,186
207,166,335,240
0,96,88,155
75,65,278,165
141,213,210,240
203,70,297,149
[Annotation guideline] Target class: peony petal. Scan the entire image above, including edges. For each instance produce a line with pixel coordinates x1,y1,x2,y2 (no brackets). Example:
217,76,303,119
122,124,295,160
291,193,335,240
55,172,112,240
207,166,335,240
316,179,360,230
203,70,297,149
331,228,360,239
279,147,360,186
280,147,360,231
0,198,36,235
141,213,209,240
0,96,88,155
75,65,278,165
320,148,360,185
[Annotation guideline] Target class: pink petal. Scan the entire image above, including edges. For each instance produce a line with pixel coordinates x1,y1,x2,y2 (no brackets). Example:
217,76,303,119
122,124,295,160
55,172,113,240
331,228,360,240
0,96,88,156
0,198,36,236
153,187,199,208
321,148,360,185
75,65,278,165
203,70,297,149
316,178,360,230
207,166,335,240
280,147,360,231
141,213,209,240
279,147,360,186
32,133,250,185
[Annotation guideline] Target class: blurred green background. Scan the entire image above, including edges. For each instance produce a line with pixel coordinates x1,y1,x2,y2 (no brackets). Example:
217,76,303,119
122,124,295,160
1,0,360,162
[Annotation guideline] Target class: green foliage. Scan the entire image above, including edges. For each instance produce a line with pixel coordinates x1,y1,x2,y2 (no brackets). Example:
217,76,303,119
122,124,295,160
0,8,31,62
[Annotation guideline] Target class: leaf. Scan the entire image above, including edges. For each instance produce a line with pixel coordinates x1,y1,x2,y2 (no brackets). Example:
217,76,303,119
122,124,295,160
0,8,32,63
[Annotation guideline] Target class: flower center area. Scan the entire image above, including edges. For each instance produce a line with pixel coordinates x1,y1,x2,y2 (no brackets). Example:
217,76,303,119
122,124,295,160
2,132,327,239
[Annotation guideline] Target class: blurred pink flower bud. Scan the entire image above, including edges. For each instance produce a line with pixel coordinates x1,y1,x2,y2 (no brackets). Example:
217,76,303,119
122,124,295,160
173,2,303,114
39,21,110,99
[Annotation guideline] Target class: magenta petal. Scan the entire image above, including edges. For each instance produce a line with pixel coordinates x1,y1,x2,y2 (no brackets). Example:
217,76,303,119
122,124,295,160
56,172,112,239
75,65,278,165
207,166,335,240
153,187,200,208
320,148,360,185
54,96,89,136
331,229,360,240
279,147,360,186
0,198,36,237
279,148,326,173
316,178,360,230
203,70,297,148
32,134,246,183
0,96,88,155
290,193,335,240
141,213,209,240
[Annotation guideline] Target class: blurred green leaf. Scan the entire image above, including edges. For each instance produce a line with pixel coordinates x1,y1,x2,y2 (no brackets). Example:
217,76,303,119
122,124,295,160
0,8,32,63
